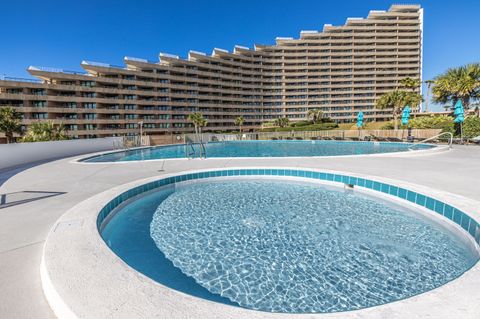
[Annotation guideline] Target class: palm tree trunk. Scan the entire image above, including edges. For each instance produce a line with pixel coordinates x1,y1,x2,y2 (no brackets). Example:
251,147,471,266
6,132,13,144
393,113,398,130
462,97,469,115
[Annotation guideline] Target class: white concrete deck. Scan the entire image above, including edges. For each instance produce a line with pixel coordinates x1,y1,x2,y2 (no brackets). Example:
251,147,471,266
1,145,479,318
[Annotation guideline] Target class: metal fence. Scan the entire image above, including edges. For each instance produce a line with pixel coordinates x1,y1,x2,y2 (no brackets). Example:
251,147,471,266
113,135,151,149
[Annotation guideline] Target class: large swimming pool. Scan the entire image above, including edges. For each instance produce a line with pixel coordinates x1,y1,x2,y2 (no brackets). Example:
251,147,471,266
84,140,435,162
100,173,479,314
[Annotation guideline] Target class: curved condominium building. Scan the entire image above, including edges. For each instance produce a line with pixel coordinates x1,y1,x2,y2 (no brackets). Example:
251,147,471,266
0,4,422,139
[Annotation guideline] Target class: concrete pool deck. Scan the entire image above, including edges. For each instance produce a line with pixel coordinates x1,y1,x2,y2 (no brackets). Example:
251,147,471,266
1,145,479,318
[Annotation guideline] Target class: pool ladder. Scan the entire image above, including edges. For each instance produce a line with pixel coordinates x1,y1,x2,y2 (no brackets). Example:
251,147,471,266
185,140,207,159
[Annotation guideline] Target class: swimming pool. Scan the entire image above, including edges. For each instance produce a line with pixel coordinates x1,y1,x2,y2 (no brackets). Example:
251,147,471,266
83,140,435,162
99,169,479,314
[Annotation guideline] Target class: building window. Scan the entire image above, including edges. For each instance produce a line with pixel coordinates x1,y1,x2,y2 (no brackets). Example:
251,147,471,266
33,101,47,107
85,124,97,130
65,102,77,108
80,81,96,87
32,113,48,119
84,103,96,109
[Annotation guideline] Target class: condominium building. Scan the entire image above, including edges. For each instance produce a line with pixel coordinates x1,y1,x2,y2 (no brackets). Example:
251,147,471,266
0,4,422,140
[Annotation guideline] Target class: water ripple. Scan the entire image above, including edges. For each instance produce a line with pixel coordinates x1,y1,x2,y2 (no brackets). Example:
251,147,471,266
150,180,476,313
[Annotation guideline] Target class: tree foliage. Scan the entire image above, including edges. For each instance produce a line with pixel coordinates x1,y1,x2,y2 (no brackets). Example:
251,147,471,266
375,90,423,130
462,116,480,138
432,63,480,110
274,117,290,128
400,77,421,92
0,106,23,143
187,112,208,135
22,121,69,142
234,116,245,133
307,109,324,124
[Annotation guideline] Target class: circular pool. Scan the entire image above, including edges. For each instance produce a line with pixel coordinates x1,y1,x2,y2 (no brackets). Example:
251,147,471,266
100,171,479,314
83,140,436,162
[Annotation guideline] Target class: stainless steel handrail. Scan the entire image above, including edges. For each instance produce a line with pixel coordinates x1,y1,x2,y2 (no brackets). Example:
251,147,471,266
199,140,207,158
185,142,196,159
409,132,453,150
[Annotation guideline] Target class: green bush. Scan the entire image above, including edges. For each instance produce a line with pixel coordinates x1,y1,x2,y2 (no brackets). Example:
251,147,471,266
463,116,480,138
409,115,454,131
381,122,395,130
290,120,312,127
381,115,455,133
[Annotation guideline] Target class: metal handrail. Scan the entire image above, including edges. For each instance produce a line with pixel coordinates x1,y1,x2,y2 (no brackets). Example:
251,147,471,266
199,140,207,158
185,142,196,159
409,132,453,150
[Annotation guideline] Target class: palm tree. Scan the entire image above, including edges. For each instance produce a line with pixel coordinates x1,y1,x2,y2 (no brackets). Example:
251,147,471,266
234,116,245,133
0,106,23,143
400,77,421,92
400,77,422,112
274,117,290,128
187,112,207,141
307,109,323,124
376,90,423,130
22,121,69,142
432,63,480,112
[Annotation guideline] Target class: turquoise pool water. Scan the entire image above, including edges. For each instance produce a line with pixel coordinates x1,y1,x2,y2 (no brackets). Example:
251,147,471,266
84,140,434,162
101,178,478,314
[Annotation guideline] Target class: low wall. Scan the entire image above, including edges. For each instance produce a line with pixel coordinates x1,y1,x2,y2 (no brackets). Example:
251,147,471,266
150,134,185,146
0,137,121,170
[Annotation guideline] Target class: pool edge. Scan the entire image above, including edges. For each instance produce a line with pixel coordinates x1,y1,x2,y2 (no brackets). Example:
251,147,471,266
42,167,480,319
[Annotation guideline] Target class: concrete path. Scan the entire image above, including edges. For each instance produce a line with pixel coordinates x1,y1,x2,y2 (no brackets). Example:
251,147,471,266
0,145,479,318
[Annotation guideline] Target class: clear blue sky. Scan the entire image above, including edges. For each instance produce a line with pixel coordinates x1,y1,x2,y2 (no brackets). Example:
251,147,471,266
2,0,479,110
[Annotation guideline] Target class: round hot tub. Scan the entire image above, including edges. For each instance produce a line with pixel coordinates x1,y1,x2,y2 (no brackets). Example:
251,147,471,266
99,169,479,314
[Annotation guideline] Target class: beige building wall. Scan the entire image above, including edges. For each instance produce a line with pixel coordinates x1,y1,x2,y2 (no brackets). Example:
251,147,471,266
0,4,422,139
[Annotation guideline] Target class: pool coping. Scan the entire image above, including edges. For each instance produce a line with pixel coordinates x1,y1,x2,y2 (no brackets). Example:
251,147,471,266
72,141,449,165
41,167,480,319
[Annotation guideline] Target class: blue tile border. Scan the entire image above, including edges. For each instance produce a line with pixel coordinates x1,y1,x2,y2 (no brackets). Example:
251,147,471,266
96,169,480,246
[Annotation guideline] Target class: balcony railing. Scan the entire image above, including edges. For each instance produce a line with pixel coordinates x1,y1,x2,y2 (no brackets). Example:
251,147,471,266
28,66,87,75
0,76,42,83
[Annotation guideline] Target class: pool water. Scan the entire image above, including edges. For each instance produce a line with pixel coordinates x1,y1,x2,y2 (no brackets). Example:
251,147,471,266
84,140,434,162
102,179,478,313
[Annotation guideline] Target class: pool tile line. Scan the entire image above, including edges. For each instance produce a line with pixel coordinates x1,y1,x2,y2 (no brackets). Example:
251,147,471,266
96,169,480,245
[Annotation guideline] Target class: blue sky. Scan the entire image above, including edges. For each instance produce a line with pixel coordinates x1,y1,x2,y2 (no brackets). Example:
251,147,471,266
2,0,479,110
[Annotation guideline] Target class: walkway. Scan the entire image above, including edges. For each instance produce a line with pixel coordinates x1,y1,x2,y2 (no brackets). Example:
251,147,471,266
0,145,479,318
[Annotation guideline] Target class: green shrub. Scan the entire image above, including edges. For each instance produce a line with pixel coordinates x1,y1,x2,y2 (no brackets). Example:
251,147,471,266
290,120,312,127
381,115,454,133
408,115,454,130
381,122,395,130
463,116,480,138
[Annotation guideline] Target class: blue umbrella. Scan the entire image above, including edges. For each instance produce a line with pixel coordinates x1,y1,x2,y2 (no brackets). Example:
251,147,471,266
453,100,465,123
453,100,465,143
356,111,364,128
401,106,411,126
